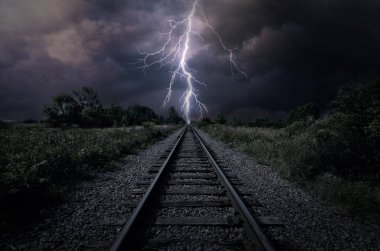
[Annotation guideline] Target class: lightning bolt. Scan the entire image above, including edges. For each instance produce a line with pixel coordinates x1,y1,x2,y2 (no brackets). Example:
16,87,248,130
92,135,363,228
137,0,246,124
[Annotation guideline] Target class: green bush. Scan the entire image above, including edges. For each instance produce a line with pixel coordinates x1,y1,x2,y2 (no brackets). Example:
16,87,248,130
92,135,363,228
0,125,178,228
0,121,8,129
124,105,158,126
278,132,319,179
309,113,379,180
202,124,379,220
284,119,315,136
195,117,212,128
201,77,380,220
283,103,320,126
214,112,227,124
166,106,184,124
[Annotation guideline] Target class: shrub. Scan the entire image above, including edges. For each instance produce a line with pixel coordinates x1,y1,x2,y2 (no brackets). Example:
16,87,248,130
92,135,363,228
195,117,213,128
0,125,178,228
283,103,320,126
202,123,379,220
277,132,319,180
166,106,184,124
124,105,158,126
44,94,81,127
214,113,227,124
0,121,8,129
310,113,378,180
201,76,380,220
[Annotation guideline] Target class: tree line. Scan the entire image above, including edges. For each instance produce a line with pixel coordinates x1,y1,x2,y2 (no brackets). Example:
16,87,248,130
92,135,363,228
199,75,380,180
44,87,184,127
197,102,321,128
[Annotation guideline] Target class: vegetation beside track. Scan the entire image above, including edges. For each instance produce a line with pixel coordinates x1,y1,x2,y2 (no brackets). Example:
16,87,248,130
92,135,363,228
199,77,380,223
0,125,179,230
202,124,380,221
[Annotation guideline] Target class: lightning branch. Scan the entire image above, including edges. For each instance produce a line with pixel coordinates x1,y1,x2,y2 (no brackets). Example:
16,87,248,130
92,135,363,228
136,0,246,124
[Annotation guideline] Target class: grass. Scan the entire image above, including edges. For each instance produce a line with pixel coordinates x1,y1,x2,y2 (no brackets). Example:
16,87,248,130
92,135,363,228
201,124,380,223
0,124,179,231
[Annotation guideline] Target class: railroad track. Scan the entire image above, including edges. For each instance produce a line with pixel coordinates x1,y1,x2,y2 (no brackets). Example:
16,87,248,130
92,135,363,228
110,126,277,250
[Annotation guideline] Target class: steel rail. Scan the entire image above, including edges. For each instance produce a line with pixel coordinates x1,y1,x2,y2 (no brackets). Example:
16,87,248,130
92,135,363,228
191,126,276,251
110,126,187,251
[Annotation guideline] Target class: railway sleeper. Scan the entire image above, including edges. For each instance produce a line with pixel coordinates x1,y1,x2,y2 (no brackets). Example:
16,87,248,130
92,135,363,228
100,215,280,227
158,199,232,207
142,174,217,179
152,216,240,226
148,169,213,174
123,198,260,209
110,127,276,251
142,239,245,250
129,188,226,195
137,180,244,186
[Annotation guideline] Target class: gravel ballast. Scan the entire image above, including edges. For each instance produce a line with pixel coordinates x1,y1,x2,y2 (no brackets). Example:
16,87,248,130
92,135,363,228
143,226,246,250
0,129,182,250
2,127,379,250
198,129,380,250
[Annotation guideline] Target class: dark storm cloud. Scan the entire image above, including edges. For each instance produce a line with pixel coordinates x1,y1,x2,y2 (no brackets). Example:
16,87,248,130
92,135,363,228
197,0,380,118
1,0,380,121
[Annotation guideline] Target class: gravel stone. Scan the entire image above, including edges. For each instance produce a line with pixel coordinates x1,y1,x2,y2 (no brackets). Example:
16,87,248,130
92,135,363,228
3,127,378,250
198,129,380,250
164,184,224,190
0,129,182,250
161,194,225,202
155,206,235,217
143,226,246,250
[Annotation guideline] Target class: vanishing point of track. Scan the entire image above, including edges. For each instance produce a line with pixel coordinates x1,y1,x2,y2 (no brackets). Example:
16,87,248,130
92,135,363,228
111,126,276,250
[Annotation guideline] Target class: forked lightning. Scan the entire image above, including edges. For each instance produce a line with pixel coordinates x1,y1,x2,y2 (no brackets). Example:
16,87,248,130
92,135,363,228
137,0,246,124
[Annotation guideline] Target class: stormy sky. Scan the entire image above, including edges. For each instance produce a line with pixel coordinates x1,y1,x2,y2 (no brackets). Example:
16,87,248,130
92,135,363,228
1,0,380,121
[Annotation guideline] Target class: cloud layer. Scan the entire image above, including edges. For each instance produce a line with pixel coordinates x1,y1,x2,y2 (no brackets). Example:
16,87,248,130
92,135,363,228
1,0,380,120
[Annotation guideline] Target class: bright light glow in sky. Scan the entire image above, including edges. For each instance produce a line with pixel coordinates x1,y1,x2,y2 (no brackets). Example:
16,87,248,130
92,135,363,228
136,0,246,123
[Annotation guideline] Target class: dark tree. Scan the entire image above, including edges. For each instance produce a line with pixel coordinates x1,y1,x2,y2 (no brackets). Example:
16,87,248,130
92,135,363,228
283,103,320,126
201,117,212,124
124,105,158,125
331,78,380,125
228,118,243,126
44,94,81,127
43,87,171,128
195,117,213,128
0,120,8,129
314,78,380,179
73,87,102,110
73,87,106,127
214,112,227,124
167,107,183,124
104,105,126,127
23,118,38,124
